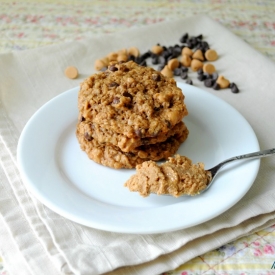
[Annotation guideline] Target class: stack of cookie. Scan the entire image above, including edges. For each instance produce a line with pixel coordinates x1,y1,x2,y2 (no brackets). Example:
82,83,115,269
76,61,189,169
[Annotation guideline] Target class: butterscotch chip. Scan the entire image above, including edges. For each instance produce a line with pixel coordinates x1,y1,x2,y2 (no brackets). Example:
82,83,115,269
117,48,128,55
117,53,128,62
78,120,188,152
107,52,118,61
191,59,203,72
76,123,189,169
161,65,173,78
216,75,230,88
78,61,188,139
128,47,140,57
65,66,78,79
182,47,193,57
205,49,218,61
124,154,212,197
151,45,164,55
181,54,192,67
167,58,180,71
192,49,204,61
203,63,216,74
94,59,108,71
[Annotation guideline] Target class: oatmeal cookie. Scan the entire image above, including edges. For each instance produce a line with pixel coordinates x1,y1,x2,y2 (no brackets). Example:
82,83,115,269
76,122,189,169
78,120,188,152
78,61,188,139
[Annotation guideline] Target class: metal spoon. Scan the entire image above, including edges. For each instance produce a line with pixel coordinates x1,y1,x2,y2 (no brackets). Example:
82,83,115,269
201,147,275,194
127,148,275,197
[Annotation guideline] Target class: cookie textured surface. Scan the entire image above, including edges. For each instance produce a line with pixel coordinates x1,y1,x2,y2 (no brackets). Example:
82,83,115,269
79,120,188,153
76,122,189,169
78,61,188,138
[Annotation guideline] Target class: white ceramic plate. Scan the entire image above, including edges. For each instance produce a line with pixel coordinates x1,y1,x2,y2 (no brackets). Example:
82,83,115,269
17,82,260,234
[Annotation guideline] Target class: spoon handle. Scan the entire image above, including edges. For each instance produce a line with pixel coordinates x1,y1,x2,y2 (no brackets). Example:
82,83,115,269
220,148,275,167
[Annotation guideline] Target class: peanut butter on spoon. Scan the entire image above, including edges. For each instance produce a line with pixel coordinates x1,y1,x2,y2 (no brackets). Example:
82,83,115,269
124,154,212,198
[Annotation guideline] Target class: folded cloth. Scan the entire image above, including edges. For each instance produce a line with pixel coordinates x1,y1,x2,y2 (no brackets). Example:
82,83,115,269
1,15,275,275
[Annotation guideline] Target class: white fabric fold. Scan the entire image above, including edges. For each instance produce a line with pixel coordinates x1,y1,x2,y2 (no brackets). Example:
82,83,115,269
1,15,275,275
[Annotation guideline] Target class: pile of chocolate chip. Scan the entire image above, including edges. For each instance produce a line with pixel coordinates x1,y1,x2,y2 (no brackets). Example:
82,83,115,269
93,33,239,93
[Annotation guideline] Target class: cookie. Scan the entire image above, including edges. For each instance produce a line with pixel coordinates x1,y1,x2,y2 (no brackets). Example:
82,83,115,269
78,120,188,152
78,61,188,139
76,122,189,169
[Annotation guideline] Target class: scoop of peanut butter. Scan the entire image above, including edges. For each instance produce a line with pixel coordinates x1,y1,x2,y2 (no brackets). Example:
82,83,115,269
124,155,212,197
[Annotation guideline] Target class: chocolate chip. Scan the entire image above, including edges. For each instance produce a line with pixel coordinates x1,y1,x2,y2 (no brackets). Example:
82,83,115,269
173,68,182,76
197,68,203,75
141,139,150,145
165,120,171,128
140,51,151,61
151,54,159,65
139,60,147,67
230,83,239,93
167,46,174,54
204,78,214,87
123,92,133,99
142,52,150,60
180,33,188,43
213,82,220,90
108,82,118,88
125,152,135,157
79,115,85,122
204,73,212,79
112,96,120,104
197,74,206,81
187,41,194,49
161,50,171,60
128,55,135,61
172,46,182,56
186,79,193,85
196,34,203,40
152,73,161,81
84,132,93,141
109,65,118,72
212,72,219,82
181,66,188,73
120,66,129,73
135,129,142,137
201,41,209,49
180,71,188,80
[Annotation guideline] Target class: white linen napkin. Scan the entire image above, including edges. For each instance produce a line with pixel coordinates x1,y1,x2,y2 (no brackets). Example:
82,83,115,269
1,15,275,275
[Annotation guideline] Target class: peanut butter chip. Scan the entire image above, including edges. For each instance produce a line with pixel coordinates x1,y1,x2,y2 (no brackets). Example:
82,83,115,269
117,53,128,62
128,47,140,57
167,58,179,71
205,49,218,61
192,49,204,61
191,59,203,72
65,66,78,79
181,54,192,67
216,75,230,88
203,63,216,74
161,65,173,78
182,47,193,57
151,45,164,55
108,52,118,61
94,59,107,71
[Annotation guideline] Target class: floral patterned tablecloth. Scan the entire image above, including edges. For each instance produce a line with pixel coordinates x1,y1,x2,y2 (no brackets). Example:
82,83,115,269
1,1,275,274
